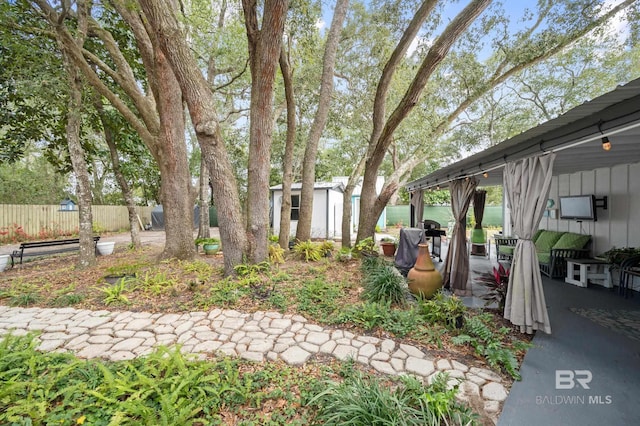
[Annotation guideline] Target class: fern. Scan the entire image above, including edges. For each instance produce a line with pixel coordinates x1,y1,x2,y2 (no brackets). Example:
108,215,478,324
293,240,323,262
453,313,525,380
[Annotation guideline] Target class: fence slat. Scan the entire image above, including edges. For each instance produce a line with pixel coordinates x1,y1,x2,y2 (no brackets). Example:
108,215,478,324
0,205,155,238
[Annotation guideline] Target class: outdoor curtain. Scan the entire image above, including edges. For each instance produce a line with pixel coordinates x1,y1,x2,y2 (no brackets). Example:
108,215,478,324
503,153,555,334
473,190,486,230
443,177,478,296
411,189,424,228
471,190,487,255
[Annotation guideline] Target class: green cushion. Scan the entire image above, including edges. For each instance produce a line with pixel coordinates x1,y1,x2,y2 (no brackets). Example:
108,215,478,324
471,228,486,244
553,233,590,250
532,229,545,243
499,246,514,255
535,231,565,253
537,252,551,264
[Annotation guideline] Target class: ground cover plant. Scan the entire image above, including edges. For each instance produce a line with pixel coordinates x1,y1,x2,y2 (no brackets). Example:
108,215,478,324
0,333,483,425
0,237,532,421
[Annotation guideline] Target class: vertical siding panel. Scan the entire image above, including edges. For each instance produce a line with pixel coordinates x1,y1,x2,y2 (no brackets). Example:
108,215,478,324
581,170,596,239
610,164,629,248
628,163,640,247
594,167,611,255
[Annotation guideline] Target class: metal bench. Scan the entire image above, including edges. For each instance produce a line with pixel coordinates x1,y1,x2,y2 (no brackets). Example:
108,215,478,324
11,236,100,266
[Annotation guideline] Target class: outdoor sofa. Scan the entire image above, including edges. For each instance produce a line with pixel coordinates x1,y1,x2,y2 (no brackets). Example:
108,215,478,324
496,229,591,278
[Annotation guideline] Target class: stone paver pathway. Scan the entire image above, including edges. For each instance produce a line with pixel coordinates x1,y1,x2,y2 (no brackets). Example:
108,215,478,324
0,305,507,423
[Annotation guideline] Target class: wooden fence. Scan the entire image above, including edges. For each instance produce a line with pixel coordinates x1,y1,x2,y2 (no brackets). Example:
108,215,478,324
0,204,155,237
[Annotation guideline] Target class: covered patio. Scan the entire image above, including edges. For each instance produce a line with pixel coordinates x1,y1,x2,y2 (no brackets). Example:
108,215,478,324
407,77,640,424
407,77,640,327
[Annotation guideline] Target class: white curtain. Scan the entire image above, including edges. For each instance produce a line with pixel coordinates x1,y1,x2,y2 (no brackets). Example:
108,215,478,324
503,154,555,334
411,189,424,227
443,178,477,296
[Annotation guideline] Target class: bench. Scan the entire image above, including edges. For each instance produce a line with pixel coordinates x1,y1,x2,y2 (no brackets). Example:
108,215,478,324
11,236,101,266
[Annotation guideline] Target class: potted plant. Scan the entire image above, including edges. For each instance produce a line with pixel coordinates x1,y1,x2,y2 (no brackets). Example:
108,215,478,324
379,237,397,257
476,264,510,311
195,237,221,255
337,247,353,262
0,254,10,272
96,241,116,255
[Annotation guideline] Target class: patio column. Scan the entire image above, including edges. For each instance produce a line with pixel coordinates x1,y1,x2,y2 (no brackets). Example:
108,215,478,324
443,177,477,296
503,153,555,334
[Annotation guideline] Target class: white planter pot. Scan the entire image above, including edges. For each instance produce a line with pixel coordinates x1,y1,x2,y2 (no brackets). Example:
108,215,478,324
0,255,9,272
96,241,116,256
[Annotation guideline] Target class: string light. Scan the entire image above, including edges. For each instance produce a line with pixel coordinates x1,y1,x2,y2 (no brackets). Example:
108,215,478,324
601,136,611,151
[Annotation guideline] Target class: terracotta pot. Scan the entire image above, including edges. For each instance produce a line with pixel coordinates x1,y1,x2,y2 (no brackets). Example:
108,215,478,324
408,243,443,299
380,242,397,257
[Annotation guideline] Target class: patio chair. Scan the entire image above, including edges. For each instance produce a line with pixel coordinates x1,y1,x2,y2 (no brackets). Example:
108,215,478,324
470,228,489,258
619,254,640,298
495,236,518,261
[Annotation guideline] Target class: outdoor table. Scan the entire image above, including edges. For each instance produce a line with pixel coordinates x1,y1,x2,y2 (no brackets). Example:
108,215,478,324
565,258,611,288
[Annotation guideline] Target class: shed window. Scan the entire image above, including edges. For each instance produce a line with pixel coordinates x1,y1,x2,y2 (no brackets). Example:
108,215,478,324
291,194,300,220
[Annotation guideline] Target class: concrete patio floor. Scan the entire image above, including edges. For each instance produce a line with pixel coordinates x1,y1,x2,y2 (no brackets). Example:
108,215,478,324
498,276,640,425
433,237,640,424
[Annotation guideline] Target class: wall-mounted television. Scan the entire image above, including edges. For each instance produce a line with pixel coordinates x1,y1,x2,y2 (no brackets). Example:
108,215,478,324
559,195,597,221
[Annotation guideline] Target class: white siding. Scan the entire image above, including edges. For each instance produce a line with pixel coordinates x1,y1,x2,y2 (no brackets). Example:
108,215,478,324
310,190,329,238
536,162,640,290
271,188,343,239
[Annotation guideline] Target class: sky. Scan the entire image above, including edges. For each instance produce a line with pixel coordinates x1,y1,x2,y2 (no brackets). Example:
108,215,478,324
317,0,630,51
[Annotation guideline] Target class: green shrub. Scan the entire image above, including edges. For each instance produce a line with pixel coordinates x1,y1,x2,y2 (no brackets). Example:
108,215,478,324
336,247,353,262
419,291,467,329
0,334,321,425
354,237,377,257
97,279,131,305
319,240,335,257
135,271,178,296
293,240,323,262
333,301,390,330
269,243,285,264
310,370,476,426
362,263,407,305
234,261,271,277
451,313,531,380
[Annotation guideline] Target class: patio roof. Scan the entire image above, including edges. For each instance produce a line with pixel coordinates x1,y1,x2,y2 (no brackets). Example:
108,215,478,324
407,77,640,191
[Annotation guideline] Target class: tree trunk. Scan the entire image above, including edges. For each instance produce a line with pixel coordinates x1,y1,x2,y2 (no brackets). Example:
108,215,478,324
197,157,211,240
94,97,142,249
357,0,490,242
243,0,288,262
138,0,248,274
103,123,143,249
59,4,95,269
154,48,196,260
65,69,95,268
295,0,349,242
32,1,199,260
278,45,296,250
340,155,366,248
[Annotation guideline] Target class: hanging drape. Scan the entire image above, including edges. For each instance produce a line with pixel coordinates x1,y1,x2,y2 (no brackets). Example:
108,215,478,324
473,190,486,229
411,189,424,228
503,153,555,334
443,178,477,296
471,190,487,255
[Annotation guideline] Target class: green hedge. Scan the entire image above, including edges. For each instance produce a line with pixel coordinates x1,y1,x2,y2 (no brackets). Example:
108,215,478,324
386,205,503,228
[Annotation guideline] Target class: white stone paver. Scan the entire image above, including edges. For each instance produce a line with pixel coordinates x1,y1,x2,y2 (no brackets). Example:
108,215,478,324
0,304,508,424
